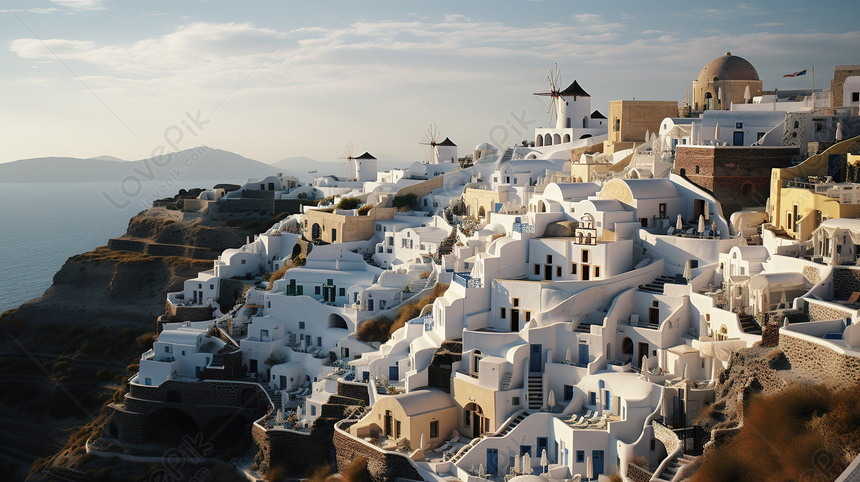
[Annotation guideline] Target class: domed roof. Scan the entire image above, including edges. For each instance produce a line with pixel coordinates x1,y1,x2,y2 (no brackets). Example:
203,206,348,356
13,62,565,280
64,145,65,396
697,52,759,83
475,142,498,151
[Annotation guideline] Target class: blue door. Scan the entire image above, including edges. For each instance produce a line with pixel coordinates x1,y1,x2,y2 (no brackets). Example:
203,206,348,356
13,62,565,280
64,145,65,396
578,344,589,366
537,437,548,462
487,448,498,476
368,299,374,311
530,344,542,373
733,131,744,146
605,390,611,411
592,450,604,477
389,365,399,381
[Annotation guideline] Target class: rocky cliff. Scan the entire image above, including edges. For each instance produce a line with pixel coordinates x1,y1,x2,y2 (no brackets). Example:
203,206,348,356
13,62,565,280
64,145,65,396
0,200,267,480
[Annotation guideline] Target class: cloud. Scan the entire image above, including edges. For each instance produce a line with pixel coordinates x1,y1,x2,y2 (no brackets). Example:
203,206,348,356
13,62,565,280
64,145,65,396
49,0,105,10
754,22,784,27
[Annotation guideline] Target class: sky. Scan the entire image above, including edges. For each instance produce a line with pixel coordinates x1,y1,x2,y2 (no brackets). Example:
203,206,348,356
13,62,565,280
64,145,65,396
0,0,858,165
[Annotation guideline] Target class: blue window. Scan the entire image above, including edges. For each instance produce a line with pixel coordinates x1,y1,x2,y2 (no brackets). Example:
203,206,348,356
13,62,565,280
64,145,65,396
299,321,305,330
311,405,316,416
520,445,531,456
576,450,585,463
589,391,596,405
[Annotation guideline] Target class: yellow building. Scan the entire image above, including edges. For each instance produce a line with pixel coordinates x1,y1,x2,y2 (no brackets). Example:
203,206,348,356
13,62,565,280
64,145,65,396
302,206,396,244
604,100,678,154
348,388,458,451
769,138,860,241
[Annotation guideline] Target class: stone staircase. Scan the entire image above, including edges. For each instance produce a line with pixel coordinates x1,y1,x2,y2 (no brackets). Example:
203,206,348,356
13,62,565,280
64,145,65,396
527,376,543,410
437,227,458,257
500,371,513,391
638,275,676,294
738,313,762,335
449,410,532,464
653,454,698,481
499,147,514,164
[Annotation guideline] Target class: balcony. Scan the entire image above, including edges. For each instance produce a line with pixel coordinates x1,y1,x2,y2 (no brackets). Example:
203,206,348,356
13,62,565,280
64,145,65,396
453,272,482,288
513,222,535,234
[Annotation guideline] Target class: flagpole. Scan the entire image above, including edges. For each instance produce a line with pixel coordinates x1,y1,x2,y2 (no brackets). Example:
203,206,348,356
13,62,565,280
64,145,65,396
811,66,815,110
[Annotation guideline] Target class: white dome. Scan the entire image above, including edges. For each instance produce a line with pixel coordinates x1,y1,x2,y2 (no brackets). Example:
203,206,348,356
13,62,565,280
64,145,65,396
475,142,498,151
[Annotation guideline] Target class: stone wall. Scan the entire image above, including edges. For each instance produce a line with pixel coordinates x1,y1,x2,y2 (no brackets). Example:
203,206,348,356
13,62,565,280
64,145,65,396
252,420,335,474
333,422,423,482
242,190,276,199
106,379,269,445
216,198,274,214
831,66,860,108
165,303,215,322
779,332,860,387
760,322,780,347
833,267,860,299
806,300,854,322
337,380,370,404
427,340,462,393
626,463,653,482
219,278,248,312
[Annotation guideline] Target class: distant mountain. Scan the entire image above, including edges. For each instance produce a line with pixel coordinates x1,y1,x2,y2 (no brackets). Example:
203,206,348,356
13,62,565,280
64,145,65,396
0,147,279,184
89,155,127,162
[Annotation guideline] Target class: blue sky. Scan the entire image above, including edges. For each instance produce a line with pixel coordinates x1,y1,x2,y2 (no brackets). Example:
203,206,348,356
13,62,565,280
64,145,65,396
0,0,857,164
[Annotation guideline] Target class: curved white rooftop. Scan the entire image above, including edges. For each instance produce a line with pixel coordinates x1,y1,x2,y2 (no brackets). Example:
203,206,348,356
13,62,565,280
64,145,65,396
750,272,806,291
543,182,600,202
475,142,498,151
390,388,456,416
158,329,204,346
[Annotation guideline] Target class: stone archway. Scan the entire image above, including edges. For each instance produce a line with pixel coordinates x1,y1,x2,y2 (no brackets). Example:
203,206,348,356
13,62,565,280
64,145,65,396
142,408,200,448
464,402,488,438
311,223,322,240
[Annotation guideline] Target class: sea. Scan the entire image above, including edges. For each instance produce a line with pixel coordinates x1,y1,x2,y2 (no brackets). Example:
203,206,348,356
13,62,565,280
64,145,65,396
0,180,234,313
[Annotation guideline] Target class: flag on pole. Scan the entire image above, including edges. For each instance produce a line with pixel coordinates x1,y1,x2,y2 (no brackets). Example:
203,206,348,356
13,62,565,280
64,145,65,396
783,69,807,77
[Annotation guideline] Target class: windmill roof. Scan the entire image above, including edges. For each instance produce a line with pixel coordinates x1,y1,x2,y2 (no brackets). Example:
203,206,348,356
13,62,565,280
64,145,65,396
590,109,607,119
356,152,376,160
438,137,456,147
559,80,590,97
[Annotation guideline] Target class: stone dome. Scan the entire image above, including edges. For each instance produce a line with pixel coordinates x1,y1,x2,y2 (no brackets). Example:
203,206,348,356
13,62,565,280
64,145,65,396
697,52,759,83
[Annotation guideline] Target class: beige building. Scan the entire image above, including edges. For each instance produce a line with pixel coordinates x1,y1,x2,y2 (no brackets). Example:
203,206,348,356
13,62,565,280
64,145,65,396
349,389,458,451
463,187,514,219
692,52,762,112
605,100,678,154
302,206,396,244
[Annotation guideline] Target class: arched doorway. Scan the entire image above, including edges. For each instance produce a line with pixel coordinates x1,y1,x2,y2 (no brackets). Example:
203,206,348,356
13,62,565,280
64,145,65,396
478,206,486,219
563,134,571,143
464,402,488,438
311,223,322,240
538,201,547,213
142,408,199,448
544,133,552,146
292,243,302,259
553,134,561,145
536,136,543,147
622,337,634,357
327,313,349,329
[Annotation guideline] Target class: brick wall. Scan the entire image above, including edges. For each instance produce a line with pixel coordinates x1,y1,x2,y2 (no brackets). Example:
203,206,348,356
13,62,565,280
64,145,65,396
674,146,798,215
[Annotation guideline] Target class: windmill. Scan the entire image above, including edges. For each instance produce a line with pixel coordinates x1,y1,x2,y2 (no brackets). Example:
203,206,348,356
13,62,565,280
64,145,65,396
419,123,441,164
533,63,566,129
338,144,357,180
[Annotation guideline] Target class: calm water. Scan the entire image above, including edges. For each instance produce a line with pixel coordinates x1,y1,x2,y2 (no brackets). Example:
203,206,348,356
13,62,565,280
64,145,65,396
0,180,229,312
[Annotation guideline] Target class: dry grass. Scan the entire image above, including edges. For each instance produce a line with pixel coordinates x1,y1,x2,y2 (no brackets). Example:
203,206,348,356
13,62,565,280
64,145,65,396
693,382,860,482
356,283,448,343
341,457,370,482
70,246,210,268
266,263,294,290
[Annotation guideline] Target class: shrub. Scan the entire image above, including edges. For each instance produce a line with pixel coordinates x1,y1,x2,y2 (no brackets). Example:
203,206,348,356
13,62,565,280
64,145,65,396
342,456,370,482
126,363,139,374
337,197,360,210
693,382,860,482
267,263,294,289
356,203,374,216
392,193,418,211
265,465,290,482
293,256,307,266
357,283,449,343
